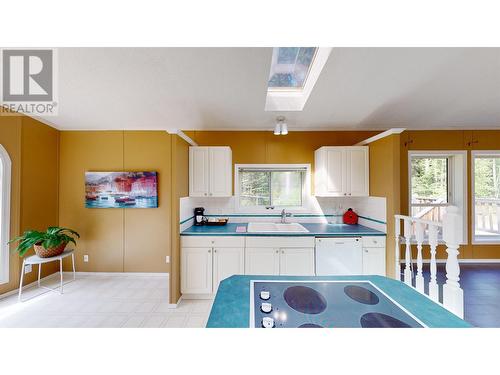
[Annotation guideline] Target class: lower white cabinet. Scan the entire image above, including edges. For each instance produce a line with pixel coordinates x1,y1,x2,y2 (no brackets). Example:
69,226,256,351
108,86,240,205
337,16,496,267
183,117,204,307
245,247,280,275
361,236,386,276
362,247,386,276
181,236,244,295
279,248,315,276
213,247,245,290
181,234,386,297
245,237,315,276
181,247,213,294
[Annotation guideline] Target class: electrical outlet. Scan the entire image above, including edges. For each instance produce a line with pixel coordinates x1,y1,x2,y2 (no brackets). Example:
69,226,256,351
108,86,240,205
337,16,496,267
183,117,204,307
165,256,170,263
83,254,89,262
24,264,32,274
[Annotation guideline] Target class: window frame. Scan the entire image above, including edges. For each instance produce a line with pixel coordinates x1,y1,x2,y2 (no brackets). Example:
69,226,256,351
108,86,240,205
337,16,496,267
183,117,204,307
234,164,311,213
471,150,500,244
408,151,467,245
0,144,12,285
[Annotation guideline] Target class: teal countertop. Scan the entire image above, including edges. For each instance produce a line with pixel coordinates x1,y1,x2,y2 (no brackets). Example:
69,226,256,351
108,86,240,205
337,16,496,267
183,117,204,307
181,223,385,237
206,275,471,328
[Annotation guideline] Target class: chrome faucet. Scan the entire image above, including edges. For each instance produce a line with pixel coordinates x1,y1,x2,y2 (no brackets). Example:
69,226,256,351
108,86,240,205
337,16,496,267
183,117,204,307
280,209,293,224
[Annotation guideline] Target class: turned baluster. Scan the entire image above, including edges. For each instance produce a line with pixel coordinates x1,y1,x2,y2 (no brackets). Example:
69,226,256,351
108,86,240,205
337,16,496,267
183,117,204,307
442,206,464,318
414,222,425,293
403,219,412,285
395,218,401,280
428,224,439,302
496,202,500,234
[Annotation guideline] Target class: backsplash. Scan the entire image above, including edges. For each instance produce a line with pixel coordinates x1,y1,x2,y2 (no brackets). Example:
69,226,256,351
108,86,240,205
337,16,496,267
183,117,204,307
180,195,386,232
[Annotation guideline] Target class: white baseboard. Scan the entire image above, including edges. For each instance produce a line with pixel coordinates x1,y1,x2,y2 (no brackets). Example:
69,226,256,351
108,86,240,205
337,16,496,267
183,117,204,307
68,271,169,277
168,295,183,308
400,259,500,264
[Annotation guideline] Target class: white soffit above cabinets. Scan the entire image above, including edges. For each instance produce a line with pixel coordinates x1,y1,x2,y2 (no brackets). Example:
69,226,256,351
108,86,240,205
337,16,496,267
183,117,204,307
265,47,332,111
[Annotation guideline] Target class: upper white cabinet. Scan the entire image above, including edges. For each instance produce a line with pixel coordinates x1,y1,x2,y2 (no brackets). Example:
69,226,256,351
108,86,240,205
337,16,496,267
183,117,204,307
314,146,369,197
189,146,232,197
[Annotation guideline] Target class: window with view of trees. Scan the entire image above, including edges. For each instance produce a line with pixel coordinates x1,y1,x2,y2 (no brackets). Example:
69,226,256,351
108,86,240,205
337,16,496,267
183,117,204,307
473,153,500,242
238,167,305,208
410,156,450,222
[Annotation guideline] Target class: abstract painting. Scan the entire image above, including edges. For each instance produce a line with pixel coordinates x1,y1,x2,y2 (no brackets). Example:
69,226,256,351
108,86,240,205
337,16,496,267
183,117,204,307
85,171,158,208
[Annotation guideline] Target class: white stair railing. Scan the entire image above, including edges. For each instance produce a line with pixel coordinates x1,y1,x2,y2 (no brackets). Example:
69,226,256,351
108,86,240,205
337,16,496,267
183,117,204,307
395,206,464,318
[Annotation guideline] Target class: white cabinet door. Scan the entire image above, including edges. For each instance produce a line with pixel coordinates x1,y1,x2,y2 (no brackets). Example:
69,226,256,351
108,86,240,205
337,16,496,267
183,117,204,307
189,147,210,197
279,248,315,276
325,148,345,196
181,247,213,294
209,147,232,197
346,147,369,197
315,146,369,197
245,247,280,275
362,247,386,276
213,247,244,291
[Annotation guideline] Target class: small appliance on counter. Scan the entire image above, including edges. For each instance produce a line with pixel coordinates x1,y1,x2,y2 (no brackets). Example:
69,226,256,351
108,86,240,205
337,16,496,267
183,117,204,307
194,207,205,226
205,217,229,226
343,208,359,225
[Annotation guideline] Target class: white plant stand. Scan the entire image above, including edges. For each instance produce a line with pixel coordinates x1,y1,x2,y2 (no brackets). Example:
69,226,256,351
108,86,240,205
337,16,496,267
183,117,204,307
18,249,76,302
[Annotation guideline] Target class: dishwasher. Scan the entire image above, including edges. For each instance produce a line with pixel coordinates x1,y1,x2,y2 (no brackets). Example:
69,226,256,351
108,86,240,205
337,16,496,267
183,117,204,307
315,237,362,275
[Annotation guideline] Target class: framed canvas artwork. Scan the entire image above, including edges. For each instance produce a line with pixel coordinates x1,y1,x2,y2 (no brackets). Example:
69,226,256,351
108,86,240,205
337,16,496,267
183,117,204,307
85,171,158,208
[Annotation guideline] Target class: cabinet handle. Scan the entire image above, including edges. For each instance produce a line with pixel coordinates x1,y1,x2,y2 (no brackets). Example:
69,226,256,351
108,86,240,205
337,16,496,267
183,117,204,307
209,193,213,196
214,249,217,253
348,193,351,196
204,193,207,196
281,250,284,254
275,250,279,254
208,249,211,253
344,193,347,196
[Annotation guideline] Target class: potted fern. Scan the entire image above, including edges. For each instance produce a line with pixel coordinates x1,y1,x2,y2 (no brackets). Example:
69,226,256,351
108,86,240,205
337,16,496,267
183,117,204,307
9,227,80,258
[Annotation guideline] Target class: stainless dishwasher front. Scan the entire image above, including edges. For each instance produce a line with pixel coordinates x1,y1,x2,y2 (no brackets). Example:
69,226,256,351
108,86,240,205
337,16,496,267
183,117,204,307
315,237,362,275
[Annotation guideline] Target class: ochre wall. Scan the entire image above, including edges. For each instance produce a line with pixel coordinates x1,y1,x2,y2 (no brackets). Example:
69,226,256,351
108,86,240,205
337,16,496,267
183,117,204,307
59,131,173,274
170,135,189,304
369,134,401,278
0,115,59,294
400,130,500,260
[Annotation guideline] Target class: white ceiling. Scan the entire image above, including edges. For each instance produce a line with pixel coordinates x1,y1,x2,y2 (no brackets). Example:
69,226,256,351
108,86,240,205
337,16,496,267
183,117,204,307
40,47,500,131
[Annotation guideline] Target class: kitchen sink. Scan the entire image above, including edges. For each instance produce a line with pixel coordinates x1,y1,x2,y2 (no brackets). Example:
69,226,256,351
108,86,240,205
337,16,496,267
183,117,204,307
247,222,309,233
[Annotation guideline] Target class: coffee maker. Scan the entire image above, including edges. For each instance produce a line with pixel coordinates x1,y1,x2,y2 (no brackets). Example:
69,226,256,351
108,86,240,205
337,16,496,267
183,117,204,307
194,207,205,226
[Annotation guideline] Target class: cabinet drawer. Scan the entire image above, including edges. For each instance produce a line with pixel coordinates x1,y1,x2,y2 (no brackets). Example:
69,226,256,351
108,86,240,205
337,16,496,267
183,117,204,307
362,236,385,248
245,236,314,248
181,236,244,248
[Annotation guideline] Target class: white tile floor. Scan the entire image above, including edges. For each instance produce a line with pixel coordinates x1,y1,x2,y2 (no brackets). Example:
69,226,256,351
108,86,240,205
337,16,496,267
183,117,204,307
0,273,213,328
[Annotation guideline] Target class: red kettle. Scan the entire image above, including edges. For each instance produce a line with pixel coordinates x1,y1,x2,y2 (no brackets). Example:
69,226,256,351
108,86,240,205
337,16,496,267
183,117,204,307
343,208,358,225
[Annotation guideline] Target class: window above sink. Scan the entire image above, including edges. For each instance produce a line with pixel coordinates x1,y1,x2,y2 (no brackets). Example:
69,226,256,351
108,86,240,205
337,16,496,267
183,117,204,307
234,164,311,213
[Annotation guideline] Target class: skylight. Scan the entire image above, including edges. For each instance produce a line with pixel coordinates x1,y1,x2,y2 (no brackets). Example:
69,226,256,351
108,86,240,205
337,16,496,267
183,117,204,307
268,47,318,90
265,47,332,112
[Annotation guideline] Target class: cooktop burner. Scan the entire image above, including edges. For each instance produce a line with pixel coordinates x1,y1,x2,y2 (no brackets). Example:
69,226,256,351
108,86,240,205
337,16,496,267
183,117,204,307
250,280,425,328
344,285,380,305
284,286,327,314
360,312,412,328
298,323,323,328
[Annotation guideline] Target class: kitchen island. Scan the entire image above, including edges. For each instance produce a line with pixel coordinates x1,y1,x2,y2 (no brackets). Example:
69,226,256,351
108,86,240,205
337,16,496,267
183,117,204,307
206,275,471,328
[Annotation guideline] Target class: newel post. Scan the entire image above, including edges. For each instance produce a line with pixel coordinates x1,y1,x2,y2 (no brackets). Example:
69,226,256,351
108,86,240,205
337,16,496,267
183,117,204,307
442,206,464,318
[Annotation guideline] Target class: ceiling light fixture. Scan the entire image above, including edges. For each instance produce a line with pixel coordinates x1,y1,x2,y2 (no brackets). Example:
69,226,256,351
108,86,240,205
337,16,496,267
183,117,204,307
274,116,288,135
